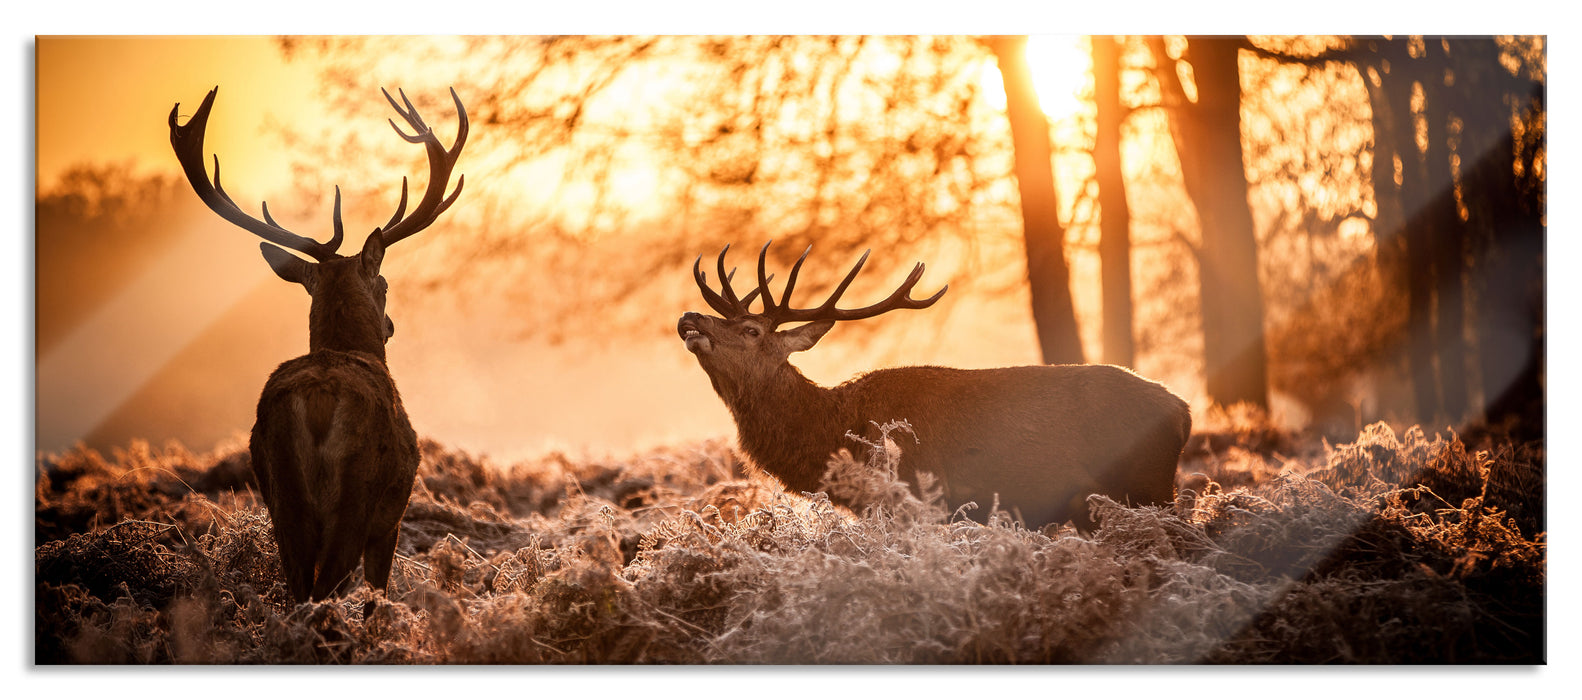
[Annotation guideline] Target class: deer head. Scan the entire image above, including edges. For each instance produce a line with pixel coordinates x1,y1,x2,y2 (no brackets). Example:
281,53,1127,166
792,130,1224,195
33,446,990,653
168,86,468,359
678,242,947,398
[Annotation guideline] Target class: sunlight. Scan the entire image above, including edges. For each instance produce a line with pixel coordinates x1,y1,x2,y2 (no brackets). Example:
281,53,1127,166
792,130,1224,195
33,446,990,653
35,221,271,450
1026,35,1091,119
980,35,1091,120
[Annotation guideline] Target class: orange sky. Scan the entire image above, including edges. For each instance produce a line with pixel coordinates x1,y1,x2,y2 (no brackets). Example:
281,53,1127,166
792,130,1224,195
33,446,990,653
35,36,1095,195
37,36,325,196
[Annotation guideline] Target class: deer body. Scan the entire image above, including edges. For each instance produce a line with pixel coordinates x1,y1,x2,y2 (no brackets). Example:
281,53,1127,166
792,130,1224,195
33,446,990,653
251,350,419,600
681,244,1190,529
247,243,419,600
735,362,1187,528
170,86,466,601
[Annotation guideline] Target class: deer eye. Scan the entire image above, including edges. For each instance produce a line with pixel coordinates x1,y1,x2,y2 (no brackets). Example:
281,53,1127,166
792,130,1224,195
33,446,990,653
743,326,761,338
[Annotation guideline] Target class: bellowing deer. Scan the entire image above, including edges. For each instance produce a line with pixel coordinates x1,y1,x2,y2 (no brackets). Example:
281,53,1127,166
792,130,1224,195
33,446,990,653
169,86,467,601
678,243,1190,530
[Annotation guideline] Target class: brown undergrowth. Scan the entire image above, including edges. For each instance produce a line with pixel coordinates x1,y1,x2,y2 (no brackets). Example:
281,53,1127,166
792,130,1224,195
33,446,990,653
34,419,1544,664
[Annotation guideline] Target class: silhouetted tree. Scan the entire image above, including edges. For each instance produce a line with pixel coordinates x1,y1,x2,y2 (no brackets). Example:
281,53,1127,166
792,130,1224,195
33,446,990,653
1254,36,1545,433
281,36,1099,362
1148,36,1270,410
1091,35,1135,368
988,36,1084,365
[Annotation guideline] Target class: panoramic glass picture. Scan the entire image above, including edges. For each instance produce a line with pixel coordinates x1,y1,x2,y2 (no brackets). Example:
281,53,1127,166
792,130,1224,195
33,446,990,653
34,35,1545,664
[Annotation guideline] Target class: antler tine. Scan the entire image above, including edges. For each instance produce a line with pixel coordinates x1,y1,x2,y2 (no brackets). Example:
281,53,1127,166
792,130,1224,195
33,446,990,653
764,248,870,325
447,87,470,159
824,261,949,319
381,178,410,232
694,251,743,317
756,242,776,308
169,87,342,262
725,249,774,310
759,246,948,328
756,241,812,316
377,87,468,248
736,245,770,309
715,245,749,309
262,187,345,255
693,245,777,317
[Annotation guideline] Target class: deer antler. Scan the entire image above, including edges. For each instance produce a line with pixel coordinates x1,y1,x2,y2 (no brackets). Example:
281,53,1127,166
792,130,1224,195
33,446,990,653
169,86,467,261
696,242,946,328
169,87,345,262
375,87,468,248
693,244,769,318
755,241,947,328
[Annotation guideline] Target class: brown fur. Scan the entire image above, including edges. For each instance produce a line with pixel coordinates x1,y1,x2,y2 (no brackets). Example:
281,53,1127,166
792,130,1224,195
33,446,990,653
251,350,418,601
680,311,1190,530
248,240,420,603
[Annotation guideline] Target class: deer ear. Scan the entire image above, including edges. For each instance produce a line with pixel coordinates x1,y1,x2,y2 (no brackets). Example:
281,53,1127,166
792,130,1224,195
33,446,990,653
260,243,314,289
780,320,835,354
361,229,386,276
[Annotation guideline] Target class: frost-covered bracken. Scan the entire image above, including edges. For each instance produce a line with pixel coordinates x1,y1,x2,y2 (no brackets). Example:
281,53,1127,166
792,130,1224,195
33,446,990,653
34,417,1544,664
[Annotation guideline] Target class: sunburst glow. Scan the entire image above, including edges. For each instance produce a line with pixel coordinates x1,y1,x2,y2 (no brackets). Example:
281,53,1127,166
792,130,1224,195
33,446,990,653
980,35,1091,119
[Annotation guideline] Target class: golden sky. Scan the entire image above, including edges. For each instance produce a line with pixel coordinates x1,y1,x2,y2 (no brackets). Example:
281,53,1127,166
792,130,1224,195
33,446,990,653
36,35,1095,194
37,36,326,196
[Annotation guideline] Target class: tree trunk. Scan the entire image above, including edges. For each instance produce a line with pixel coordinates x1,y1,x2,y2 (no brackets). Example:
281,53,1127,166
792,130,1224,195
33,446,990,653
990,36,1085,366
1151,36,1269,409
1421,43,1470,424
1460,71,1546,437
1359,47,1416,420
1376,42,1442,424
1092,35,1136,368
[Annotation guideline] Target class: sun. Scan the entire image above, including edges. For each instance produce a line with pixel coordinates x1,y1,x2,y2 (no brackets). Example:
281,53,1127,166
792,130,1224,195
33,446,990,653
1026,36,1091,119
980,35,1092,120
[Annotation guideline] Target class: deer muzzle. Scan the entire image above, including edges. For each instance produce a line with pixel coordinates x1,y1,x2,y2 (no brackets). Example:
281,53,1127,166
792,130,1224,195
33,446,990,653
677,313,712,354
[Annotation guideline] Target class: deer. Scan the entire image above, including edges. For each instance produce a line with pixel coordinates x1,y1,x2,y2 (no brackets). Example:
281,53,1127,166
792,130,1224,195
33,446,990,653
678,242,1191,530
168,85,467,602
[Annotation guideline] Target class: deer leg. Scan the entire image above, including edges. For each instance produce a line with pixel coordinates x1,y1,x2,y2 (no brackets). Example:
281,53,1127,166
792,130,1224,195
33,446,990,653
309,512,367,600
362,524,401,593
270,518,317,604
310,541,365,601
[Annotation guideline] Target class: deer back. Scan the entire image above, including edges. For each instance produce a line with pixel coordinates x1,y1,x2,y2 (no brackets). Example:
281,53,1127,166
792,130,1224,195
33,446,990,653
249,350,419,529
833,363,1190,527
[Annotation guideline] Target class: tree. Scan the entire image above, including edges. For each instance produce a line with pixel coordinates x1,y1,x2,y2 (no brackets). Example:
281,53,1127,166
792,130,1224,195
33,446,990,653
988,36,1084,365
1251,35,1545,432
1091,35,1135,368
1148,36,1270,410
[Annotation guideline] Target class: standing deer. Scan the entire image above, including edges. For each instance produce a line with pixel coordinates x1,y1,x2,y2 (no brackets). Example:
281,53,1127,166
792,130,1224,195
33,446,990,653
169,86,467,601
678,243,1190,530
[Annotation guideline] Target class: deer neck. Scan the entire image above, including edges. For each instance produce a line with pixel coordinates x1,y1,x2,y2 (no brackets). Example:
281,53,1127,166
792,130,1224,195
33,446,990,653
306,297,388,362
718,363,847,494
